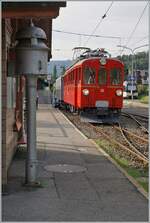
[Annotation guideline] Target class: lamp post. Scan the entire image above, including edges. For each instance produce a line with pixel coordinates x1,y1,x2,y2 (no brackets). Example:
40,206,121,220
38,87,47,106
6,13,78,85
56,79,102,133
117,44,148,100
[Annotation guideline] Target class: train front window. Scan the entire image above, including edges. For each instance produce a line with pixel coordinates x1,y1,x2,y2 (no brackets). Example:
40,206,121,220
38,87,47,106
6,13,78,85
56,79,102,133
98,68,107,85
84,66,96,84
110,68,121,85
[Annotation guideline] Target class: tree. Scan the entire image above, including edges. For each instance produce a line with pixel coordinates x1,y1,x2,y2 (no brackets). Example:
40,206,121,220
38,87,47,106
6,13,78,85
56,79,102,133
61,66,66,76
52,65,57,81
116,51,149,79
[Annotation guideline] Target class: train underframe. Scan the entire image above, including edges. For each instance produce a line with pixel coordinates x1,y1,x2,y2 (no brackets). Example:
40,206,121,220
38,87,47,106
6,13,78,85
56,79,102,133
54,99,121,124
80,107,121,123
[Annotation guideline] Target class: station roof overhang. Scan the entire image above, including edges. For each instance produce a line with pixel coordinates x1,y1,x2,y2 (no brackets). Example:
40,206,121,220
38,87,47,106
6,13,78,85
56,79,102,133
2,1,66,59
2,1,66,18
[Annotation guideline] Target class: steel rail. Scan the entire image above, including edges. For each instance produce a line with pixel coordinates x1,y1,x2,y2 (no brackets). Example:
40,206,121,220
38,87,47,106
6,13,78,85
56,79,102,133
116,123,148,161
122,112,148,121
114,125,148,143
122,111,148,119
62,111,149,165
122,112,149,134
86,123,148,164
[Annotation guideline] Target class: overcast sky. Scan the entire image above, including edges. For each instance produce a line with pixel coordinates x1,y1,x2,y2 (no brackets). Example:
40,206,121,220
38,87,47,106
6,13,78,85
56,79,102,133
51,1,149,60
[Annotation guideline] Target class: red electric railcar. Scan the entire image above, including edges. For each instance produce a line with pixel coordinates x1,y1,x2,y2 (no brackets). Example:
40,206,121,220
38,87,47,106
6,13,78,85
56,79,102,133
55,48,124,123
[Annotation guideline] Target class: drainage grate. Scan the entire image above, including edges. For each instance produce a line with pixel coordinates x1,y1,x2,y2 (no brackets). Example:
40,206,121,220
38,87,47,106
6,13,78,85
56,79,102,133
44,164,87,173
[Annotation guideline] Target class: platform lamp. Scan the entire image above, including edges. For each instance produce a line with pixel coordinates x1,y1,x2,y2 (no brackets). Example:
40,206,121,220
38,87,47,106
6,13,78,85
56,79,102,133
15,21,49,186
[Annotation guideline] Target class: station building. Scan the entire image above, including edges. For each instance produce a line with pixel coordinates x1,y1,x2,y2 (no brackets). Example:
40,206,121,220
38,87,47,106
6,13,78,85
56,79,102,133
2,1,66,190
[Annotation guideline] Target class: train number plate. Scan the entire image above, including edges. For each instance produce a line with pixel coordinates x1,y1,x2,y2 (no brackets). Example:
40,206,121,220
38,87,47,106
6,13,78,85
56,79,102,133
96,100,108,107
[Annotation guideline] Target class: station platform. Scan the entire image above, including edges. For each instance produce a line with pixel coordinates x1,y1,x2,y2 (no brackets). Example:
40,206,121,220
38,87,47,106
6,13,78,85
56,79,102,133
2,105,148,221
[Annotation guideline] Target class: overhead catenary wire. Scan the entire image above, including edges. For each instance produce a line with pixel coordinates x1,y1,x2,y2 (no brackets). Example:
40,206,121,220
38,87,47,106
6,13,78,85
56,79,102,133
52,29,120,39
132,35,149,46
120,2,149,55
52,29,147,40
84,1,114,46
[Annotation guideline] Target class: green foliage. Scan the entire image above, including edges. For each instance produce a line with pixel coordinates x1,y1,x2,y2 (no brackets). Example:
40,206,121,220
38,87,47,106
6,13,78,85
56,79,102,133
52,65,57,81
139,96,149,104
117,51,149,78
135,51,149,70
49,65,58,91
50,65,66,92
61,66,66,76
137,84,149,96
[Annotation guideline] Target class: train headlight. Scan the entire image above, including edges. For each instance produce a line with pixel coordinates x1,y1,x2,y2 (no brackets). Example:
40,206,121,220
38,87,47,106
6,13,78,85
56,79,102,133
82,89,89,96
116,89,123,96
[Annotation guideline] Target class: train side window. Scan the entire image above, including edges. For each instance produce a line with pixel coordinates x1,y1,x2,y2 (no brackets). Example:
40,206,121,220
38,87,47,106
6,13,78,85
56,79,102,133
78,69,79,81
73,71,74,81
78,68,81,81
77,68,81,83
68,73,70,83
98,68,107,85
74,71,76,81
84,66,96,84
70,73,71,82
110,68,121,85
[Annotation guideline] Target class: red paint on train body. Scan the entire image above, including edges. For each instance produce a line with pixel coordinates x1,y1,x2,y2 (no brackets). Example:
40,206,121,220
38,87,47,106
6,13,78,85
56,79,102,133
63,57,124,112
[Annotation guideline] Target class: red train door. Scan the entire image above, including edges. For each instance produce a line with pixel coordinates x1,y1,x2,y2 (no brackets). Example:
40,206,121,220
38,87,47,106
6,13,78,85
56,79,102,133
75,67,81,108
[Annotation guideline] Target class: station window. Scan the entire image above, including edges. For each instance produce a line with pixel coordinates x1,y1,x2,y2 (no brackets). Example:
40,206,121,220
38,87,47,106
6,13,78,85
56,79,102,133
98,68,107,85
110,68,121,85
84,66,96,84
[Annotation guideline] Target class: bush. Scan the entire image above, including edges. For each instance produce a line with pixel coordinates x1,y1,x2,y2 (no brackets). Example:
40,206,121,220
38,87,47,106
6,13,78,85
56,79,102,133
137,85,148,96
139,96,149,104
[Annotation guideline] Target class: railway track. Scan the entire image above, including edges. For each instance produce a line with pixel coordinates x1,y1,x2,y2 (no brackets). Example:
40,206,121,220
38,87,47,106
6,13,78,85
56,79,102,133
121,112,149,134
89,122,148,166
113,125,148,143
113,124,148,160
62,110,149,167
122,112,148,120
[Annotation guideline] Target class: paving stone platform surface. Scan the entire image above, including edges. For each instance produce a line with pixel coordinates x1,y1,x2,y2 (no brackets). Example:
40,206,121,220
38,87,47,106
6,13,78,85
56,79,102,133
2,105,148,221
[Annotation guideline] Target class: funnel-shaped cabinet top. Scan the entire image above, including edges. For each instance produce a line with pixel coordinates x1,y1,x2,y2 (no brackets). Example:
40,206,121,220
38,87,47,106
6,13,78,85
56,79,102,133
15,23,49,76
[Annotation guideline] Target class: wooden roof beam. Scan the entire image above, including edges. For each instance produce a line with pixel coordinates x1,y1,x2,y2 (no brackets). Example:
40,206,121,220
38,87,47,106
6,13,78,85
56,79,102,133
2,6,61,19
2,2,66,19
